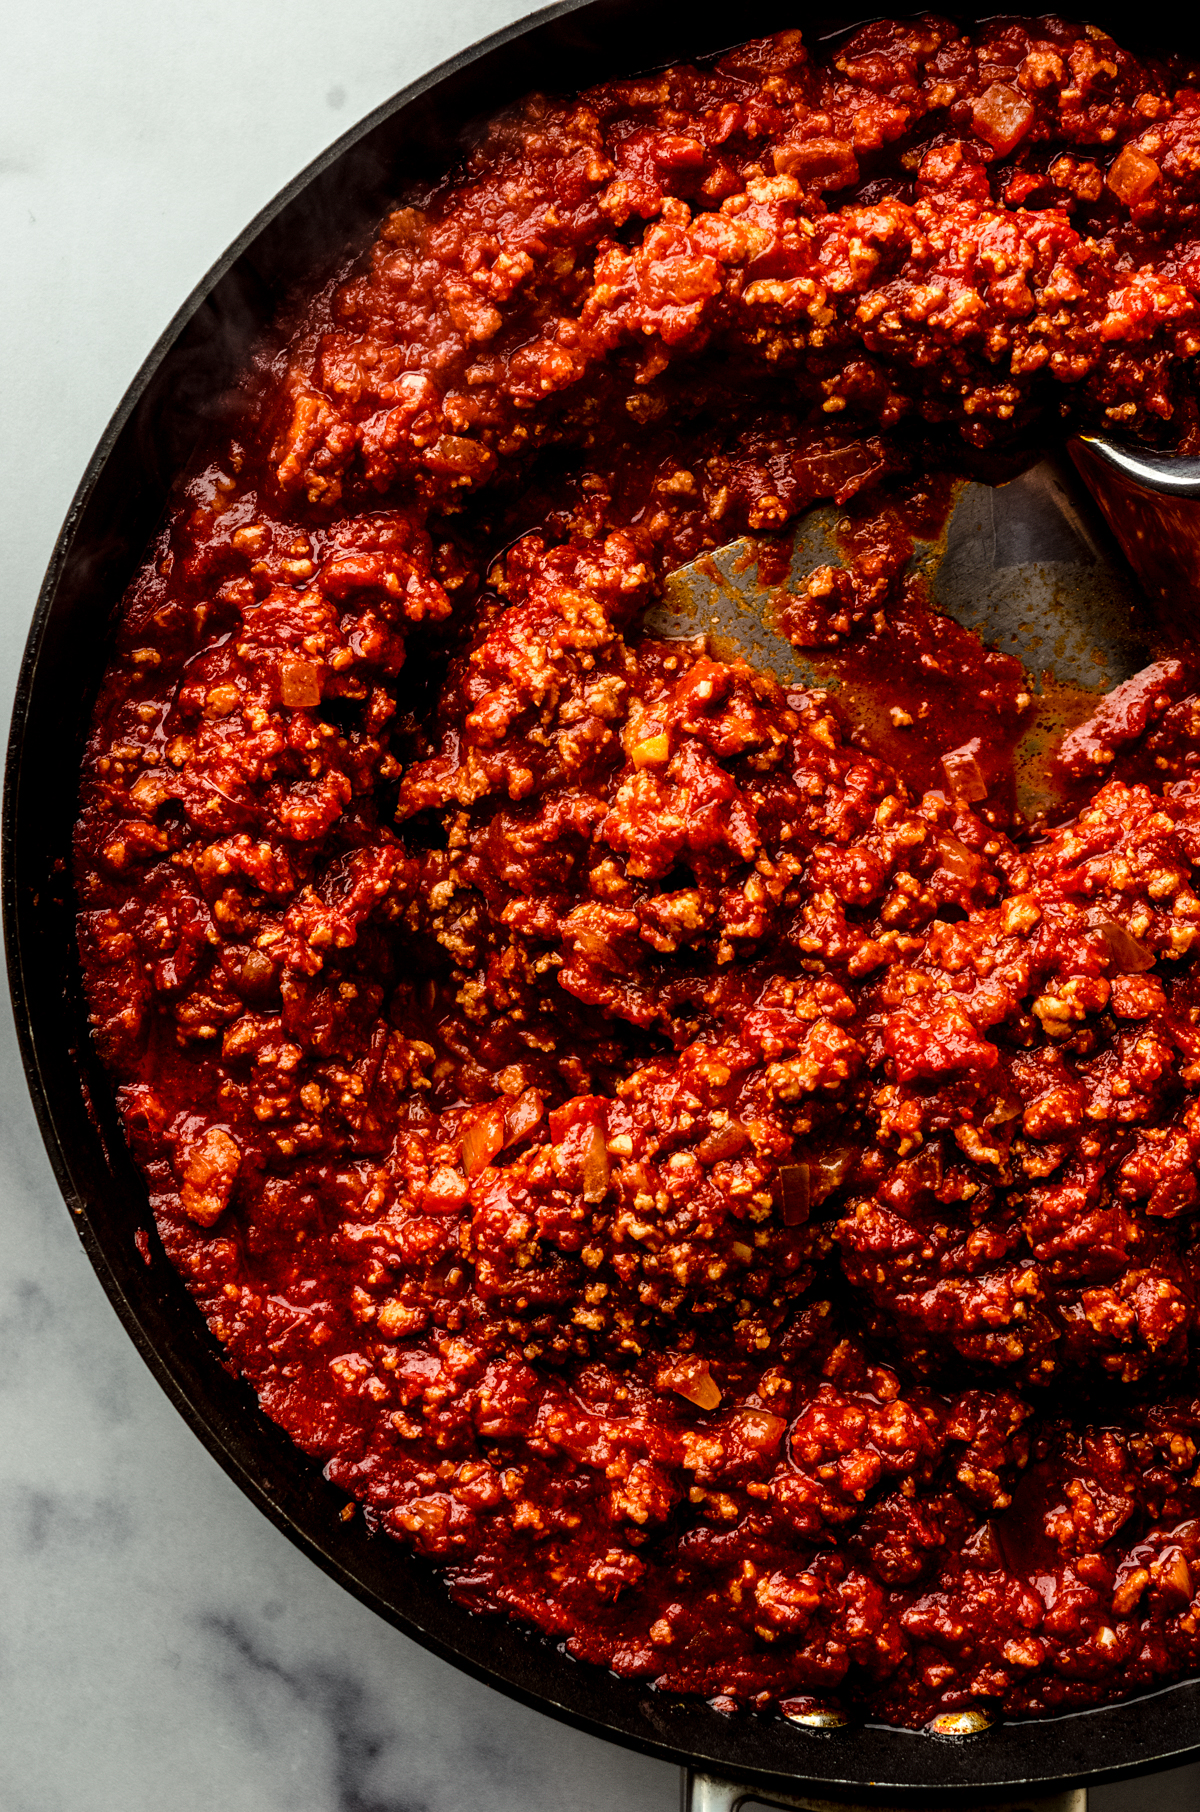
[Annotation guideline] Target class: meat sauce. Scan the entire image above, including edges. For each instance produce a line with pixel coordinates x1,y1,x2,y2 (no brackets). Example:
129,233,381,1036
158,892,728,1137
75,16,1200,1727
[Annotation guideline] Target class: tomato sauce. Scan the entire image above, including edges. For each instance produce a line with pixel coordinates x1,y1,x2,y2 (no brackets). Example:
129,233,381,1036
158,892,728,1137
75,16,1200,1727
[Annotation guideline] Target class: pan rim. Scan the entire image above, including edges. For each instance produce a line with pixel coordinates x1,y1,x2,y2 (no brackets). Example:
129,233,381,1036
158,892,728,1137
7,1,1200,1796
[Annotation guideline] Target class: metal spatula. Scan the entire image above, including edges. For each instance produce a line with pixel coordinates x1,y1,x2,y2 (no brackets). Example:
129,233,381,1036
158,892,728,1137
643,443,1167,820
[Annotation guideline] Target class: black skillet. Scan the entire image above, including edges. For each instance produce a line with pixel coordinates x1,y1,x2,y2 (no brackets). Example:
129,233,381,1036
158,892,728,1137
6,2,1200,1803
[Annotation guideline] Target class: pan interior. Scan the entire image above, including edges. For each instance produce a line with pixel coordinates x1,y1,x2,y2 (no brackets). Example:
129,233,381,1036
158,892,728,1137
7,0,1200,1796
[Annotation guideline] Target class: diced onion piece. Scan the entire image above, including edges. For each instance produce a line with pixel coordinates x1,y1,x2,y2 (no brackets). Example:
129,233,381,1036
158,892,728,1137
423,1164,468,1212
280,658,322,708
429,432,494,480
504,1087,544,1146
936,832,978,881
1088,912,1156,974
698,1117,751,1164
961,1519,1005,1568
579,1123,611,1203
1150,1546,1193,1605
1108,145,1161,206
940,740,988,804
733,1408,788,1453
916,1139,944,1188
775,1162,811,1226
810,1146,856,1204
461,1104,506,1176
970,83,1034,155
657,1356,722,1410
631,731,670,768
550,1098,612,1201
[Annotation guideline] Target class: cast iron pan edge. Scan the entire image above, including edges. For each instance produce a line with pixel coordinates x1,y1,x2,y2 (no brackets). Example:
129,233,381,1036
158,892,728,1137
6,0,1200,1797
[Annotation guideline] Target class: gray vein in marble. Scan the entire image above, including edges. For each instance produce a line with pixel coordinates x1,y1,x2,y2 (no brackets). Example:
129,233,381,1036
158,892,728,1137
6,1482,135,1557
195,1606,674,1812
204,1616,429,1812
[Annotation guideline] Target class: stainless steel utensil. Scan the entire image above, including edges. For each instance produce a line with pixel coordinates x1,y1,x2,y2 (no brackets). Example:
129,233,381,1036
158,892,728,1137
644,448,1154,820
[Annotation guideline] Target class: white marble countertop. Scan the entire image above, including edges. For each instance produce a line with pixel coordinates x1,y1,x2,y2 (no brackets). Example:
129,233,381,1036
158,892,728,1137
4,4,1200,1806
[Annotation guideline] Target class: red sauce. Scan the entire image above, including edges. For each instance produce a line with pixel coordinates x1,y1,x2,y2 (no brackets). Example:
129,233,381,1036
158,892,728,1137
75,17,1200,1728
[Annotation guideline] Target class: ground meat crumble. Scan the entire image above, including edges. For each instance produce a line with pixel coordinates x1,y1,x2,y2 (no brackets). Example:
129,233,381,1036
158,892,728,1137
74,16,1200,1729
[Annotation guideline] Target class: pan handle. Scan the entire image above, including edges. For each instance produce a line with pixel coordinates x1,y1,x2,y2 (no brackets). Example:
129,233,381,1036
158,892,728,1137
680,1767,1087,1812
